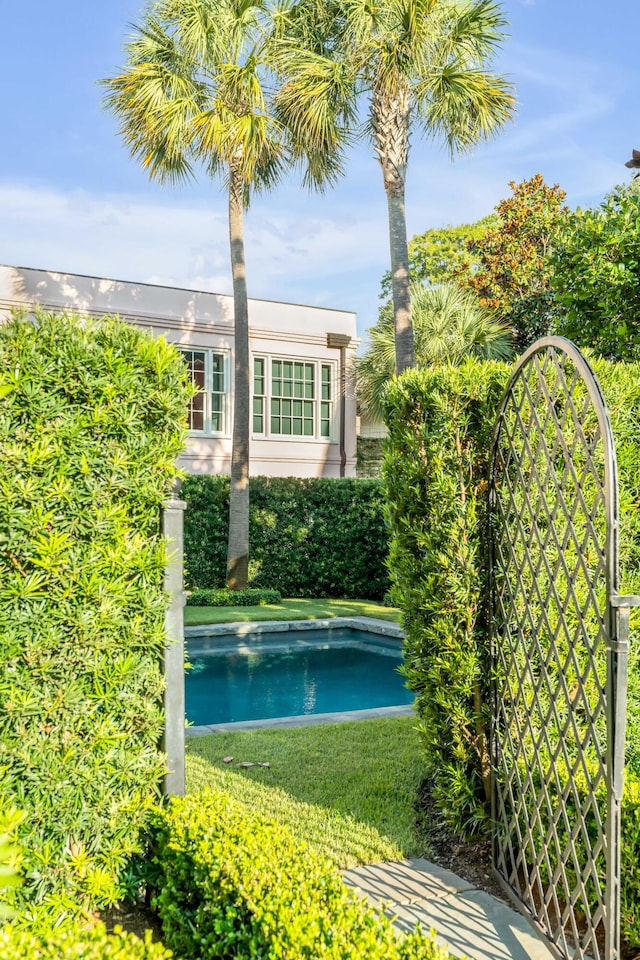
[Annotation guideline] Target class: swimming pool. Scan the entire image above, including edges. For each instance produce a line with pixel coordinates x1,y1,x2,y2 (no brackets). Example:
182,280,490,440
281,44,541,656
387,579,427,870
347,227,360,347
185,617,413,733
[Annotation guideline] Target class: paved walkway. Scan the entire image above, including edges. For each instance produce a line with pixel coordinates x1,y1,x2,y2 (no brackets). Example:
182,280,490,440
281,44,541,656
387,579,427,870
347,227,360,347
343,858,555,960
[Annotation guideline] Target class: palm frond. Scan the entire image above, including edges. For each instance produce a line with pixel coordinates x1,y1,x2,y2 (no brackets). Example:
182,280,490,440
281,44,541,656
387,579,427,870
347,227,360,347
356,281,513,419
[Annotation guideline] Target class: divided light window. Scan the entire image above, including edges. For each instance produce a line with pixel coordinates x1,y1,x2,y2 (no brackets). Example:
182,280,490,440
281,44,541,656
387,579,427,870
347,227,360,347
180,348,227,434
253,357,334,440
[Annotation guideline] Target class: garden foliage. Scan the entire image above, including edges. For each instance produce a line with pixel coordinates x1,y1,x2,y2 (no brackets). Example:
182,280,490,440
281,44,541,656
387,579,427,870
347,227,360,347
0,923,172,959
152,788,448,960
553,184,640,361
186,587,281,606
182,475,390,599
382,354,640,944
382,359,510,835
0,311,191,916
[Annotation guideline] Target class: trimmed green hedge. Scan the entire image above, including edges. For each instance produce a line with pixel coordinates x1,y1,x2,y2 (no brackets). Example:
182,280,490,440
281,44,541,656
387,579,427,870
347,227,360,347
383,360,510,836
0,923,171,959
151,789,448,960
186,587,281,606
0,311,191,917
182,476,390,599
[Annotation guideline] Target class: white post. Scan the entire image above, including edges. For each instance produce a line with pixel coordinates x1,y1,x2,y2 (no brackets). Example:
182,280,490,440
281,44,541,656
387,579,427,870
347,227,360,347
163,479,187,796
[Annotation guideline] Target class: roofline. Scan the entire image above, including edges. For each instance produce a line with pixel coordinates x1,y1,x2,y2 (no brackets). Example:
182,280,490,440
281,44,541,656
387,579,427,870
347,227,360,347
0,262,357,318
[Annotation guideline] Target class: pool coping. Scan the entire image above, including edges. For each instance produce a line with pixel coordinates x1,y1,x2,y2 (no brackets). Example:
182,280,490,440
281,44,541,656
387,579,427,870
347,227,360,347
184,617,411,735
185,616,404,641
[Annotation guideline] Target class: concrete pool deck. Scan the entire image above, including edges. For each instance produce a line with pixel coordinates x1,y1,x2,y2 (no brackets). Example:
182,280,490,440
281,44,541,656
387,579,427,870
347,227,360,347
185,616,412,735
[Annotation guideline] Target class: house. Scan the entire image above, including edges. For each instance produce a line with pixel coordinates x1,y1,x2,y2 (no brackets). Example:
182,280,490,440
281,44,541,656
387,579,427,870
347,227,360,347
0,264,358,478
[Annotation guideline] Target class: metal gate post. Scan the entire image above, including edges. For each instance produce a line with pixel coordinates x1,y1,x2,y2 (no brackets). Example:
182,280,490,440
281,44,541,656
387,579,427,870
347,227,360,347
163,479,187,797
607,596,639,958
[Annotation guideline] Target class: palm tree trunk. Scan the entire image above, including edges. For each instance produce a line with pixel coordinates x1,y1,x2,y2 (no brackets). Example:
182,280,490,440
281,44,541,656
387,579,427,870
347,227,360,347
372,83,415,374
226,163,250,590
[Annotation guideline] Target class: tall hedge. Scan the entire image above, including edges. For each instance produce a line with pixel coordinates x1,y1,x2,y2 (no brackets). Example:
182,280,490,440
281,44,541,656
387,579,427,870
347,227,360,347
182,476,390,600
382,354,640,944
383,360,510,836
0,311,191,917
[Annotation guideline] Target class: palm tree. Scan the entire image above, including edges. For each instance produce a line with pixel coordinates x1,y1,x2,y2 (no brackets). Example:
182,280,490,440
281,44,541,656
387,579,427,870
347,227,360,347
102,0,342,589
276,0,515,374
356,282,513,420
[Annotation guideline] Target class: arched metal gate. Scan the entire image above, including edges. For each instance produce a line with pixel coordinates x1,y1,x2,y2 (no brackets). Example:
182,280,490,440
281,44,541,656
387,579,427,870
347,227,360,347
488,337,638,960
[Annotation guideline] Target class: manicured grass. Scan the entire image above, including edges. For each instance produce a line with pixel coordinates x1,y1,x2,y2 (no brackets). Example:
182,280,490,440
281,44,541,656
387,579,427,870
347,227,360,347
186,715,427,869
184,597,401,626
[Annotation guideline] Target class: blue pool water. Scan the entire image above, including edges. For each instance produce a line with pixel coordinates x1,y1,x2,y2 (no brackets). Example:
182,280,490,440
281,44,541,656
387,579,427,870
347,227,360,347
186,627,412,725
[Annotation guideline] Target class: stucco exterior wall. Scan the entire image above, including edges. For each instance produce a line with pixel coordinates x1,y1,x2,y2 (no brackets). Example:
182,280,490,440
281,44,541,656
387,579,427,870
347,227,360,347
0,264,358,478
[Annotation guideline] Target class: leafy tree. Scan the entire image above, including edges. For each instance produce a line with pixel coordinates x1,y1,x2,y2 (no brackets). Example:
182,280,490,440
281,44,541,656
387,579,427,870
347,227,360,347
102,0,338,589
552,184,640,361
356,281,513,419
379,215,497,299
278,0,515,373
458,174,570,351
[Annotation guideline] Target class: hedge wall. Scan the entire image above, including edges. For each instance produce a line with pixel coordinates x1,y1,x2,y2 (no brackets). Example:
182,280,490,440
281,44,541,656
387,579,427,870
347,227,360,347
382,354,640,945
0,311,191,918
182,475,390,600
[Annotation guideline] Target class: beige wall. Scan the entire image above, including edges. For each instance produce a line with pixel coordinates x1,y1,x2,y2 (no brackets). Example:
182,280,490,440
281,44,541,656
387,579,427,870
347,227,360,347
0,264,358,478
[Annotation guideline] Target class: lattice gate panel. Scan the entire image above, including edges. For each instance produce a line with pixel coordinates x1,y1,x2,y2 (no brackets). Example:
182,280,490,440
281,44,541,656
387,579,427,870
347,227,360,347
489,338,631,960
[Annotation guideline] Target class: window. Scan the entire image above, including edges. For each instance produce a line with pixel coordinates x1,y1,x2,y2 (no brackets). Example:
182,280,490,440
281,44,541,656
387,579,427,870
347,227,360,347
180,348,228,434
253,356,335,440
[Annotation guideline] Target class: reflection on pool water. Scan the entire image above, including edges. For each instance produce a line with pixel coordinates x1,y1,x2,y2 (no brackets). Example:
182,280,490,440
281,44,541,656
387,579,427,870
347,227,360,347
186,626,412,726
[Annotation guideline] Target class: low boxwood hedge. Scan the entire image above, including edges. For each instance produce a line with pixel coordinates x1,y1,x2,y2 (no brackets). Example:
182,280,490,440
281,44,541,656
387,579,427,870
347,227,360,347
151,789,449,960
186,587,281,607
0,923,171,959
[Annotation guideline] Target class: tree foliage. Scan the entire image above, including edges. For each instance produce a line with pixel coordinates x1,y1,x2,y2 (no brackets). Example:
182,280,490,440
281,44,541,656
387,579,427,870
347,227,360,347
357,282,513,420
553,184,640,361
379,216,497,298
103,0,340,591
278,0,515,372
459,174,570,350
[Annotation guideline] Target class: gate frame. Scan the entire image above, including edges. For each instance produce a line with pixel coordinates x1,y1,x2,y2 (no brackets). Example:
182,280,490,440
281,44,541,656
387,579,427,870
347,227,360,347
488,336,637,960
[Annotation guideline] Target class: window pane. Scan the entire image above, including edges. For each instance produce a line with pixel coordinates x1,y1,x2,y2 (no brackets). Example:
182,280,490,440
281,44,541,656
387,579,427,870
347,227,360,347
189,392,205,432
254,357,265,395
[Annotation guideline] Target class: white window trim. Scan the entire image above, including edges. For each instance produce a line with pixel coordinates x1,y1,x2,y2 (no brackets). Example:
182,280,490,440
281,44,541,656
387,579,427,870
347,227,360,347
181,347,231,437
252,353,337,442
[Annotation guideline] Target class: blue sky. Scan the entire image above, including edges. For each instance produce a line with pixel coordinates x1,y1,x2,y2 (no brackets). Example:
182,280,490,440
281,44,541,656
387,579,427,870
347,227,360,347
1,0,638,340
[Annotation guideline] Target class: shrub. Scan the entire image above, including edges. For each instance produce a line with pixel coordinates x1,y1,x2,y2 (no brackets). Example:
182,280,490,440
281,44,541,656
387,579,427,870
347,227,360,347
0,311,192,916
0,922,172,959
383,359,511,836
186,587,281,606
151,788,448,960
182,476,390,599
0,810,24,922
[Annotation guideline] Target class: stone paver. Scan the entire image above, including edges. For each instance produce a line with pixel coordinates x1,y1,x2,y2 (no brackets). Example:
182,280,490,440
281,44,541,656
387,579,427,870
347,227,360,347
343,858,555,960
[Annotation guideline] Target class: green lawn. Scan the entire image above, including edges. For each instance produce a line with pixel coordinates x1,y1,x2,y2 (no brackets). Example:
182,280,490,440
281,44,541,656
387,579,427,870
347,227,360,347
184,597,401,626
186,715,427,869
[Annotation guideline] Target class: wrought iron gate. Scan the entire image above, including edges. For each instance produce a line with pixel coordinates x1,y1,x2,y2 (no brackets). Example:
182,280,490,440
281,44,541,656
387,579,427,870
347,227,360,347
488,337,637,960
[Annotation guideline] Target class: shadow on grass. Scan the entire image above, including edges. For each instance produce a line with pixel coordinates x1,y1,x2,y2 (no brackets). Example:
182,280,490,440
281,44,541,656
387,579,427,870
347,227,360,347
185,716,428,870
